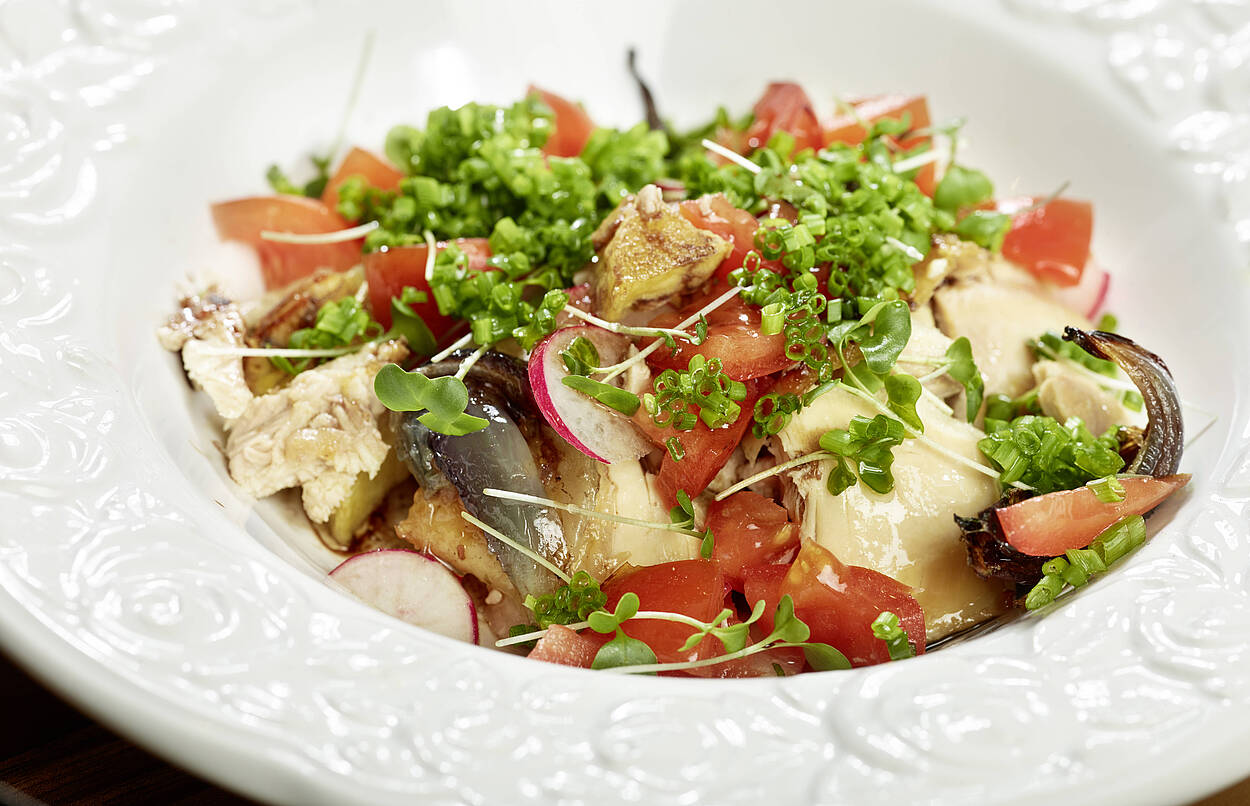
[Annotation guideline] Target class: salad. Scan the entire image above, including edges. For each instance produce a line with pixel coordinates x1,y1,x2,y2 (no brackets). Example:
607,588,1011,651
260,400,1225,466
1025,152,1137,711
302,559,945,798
160,74,1188,676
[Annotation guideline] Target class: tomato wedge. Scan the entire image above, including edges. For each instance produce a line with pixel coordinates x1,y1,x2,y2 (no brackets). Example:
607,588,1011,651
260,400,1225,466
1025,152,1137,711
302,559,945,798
824,94,935,196
993,197,1093,287
646,293,790,381
602,560,727,666
363,238,492,340
743,82,825,154
707,491,798,588
211,196,359,289
530,86,594,158
997,474,1190,557
321,146,404,213
654,378,767,507
528,624,605,668
678,195,786,283
779,542,926,667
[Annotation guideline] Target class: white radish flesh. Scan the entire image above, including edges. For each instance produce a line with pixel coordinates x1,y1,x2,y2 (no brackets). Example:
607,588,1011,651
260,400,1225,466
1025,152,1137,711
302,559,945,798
329,550,478,643
1049,265,1110,321
529,325,653,464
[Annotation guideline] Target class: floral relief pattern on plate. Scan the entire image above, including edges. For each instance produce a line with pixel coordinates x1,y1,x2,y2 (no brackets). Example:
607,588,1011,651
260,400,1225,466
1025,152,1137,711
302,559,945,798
0,2,1247,805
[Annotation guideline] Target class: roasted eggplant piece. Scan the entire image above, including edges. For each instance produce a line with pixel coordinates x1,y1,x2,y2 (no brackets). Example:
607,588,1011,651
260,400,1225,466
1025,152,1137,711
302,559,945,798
394,351,568,599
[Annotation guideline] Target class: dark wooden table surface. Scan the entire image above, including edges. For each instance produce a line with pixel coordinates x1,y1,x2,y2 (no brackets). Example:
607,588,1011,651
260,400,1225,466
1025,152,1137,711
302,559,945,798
2,647,1247,806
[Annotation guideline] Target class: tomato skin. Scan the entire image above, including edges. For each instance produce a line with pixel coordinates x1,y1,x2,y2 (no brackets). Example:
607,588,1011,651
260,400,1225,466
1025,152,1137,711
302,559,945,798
744,82,825,154
363,238,491,339
211,196,360,289
655,378,767,507
527,624,605,668
530,86,594,158
321,146,404,213
708,491,798,588
646,293,791,381
995,197,1093,288
997,474,1190,556
824,95,935,196
778,542,926,667
742,564,789,620
602,560,727,665
678,195,788,283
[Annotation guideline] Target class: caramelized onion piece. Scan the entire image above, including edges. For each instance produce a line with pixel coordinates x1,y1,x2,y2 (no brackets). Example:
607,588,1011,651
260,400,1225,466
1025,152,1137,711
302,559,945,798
1062,327,1184,477
957,490,1046,586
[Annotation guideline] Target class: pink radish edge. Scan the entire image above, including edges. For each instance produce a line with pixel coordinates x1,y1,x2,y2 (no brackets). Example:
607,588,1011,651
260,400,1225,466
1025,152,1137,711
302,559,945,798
528,325,653,464
328,549,478,644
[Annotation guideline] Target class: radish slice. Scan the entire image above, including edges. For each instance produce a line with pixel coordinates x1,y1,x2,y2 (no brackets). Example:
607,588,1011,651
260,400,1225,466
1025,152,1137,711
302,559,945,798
329,550,478,643
1048,264,1110,320
529,325,653,464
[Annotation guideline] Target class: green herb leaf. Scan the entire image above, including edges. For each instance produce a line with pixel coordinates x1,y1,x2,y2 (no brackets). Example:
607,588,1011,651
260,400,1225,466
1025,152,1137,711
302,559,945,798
954,210,1011,252
978,414,1124,493
856,300,912,375
560,335,600,377
561,375,641,416
699,528,715,560
373,364,489,436
934,164,994,212
770,595,811,644
885,374,924,432
389,288,437,357
943,336,984,421
803,642,852,671
591,630,658,672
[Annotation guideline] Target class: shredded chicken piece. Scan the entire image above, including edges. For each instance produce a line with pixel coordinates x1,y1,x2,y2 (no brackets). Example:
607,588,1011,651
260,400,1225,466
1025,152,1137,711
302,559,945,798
225,340,407,522
158,291,253,420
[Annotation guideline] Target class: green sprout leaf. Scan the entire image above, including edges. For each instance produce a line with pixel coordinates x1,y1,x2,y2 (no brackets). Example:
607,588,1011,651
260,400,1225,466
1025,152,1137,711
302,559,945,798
591,631,658,673
944,336,984,421
770,595,811,644
562,375,641,416
373,364,489,436
803,642,852,671
856,300,912,375
389,287,437,357
560,336,600,377
954,210,1011,252
934,164,994,212
885,374,924,432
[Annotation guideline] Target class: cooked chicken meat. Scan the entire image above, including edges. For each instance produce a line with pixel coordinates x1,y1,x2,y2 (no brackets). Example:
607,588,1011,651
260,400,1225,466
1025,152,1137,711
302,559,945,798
225,340,408,522
932,246,1092,398
158,291,253,420
1032,360,1143,435
775,386,1008,640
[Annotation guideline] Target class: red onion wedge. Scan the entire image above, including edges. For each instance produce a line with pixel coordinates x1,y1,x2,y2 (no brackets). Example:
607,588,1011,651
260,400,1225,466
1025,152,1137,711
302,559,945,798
529,325,652,464
329,550,478,644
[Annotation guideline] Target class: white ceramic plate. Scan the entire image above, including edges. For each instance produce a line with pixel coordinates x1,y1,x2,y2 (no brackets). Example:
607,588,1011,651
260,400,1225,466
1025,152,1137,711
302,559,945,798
2,1,1249,804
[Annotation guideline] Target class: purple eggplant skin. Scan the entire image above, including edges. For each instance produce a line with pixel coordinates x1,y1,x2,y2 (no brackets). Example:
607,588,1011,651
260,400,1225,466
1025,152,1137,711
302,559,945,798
1062,327,1183,477
394,351,567,599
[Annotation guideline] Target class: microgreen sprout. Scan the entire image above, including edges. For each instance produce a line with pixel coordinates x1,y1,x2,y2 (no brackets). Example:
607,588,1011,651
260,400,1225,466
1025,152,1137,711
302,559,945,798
481,488,708,544
374,364,488,435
